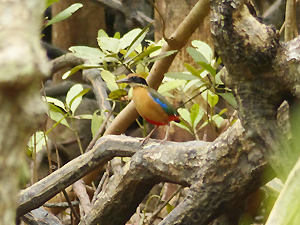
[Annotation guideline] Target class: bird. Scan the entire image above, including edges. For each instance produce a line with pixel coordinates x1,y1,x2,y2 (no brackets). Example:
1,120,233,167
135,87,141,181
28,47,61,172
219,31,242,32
116,73,180,145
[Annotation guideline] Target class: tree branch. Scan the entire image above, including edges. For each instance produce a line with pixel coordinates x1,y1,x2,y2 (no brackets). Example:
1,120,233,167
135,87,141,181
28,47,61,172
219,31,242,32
78,121,271,225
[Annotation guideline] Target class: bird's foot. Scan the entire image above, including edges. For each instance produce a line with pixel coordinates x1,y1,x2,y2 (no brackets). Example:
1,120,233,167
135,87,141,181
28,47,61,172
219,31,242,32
141,137,150,146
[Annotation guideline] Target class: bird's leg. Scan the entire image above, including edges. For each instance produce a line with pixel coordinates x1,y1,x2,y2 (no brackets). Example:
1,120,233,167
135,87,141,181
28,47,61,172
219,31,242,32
141,125,158,146
160,123,170,144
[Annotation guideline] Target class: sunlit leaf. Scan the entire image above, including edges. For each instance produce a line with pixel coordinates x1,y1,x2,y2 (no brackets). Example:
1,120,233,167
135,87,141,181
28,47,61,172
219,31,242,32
114,32,120,39
69,46,105,63
66,84,85,114
48,104,69,128
101,70,119,91
98,29,108,38
212,115,224,128
175,120,192,134
178,108,191,126
136,50,177,64
28,131,48,154
91,110,103,138
158,80,186,95
124,23,151,59
191,40,213,63
198,121,208,130
98,37,120,53
190,103,204,129
187,47,209,64
183,80,206,93
135,64,149,75
130,45,161,65
75,114,93,120
43,96,65,109
218,108,227,116
120,28,143,49
45,3,83,27
165,72,198,81
197,61,216,76
202,90,219,108
184,63,206,82
62,64,102,80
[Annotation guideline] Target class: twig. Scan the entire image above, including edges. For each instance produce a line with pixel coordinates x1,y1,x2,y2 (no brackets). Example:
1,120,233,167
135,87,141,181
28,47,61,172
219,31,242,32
62,189,80,222
147,186,182,225
147,0,170,43
85,101,116,153
285,0,296,41
73,180,93,215
44,201,80,208
91,172,109,204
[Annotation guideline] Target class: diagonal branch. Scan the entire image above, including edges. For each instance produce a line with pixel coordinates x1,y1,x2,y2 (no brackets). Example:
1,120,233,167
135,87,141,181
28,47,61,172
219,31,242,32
17,135,138,217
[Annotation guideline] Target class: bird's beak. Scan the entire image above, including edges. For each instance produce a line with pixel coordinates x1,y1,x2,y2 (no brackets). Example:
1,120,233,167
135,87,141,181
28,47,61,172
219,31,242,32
116,78,131,84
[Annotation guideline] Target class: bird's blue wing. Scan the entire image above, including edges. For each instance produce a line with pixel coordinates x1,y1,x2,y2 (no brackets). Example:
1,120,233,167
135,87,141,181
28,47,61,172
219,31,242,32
148,88,178,116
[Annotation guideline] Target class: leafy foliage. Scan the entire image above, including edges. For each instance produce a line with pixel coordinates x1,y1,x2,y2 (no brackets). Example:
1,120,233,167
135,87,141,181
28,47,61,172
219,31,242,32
45,3,83,28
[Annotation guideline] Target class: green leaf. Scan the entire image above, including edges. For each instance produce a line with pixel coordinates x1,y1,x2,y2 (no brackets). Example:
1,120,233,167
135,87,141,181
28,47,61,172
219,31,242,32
261,178,283,198
158,80,186,95
101,70,119,92
62,64,102,80
120,28,143,49
165,72,198,81
109,89,128,100
136,50,177,64
197,61,216,76
190,103,204,129
215,71,224,85
175,120,192,134
97,37,120,53
218,92,237,109
66,84,85,114
114,32,120,39
130,45,161,65
178,108,191,126
69,46,105,63
45,3,83,27
91,110,103,138
183,80,207,93
212,115,224,128
28,132,48,154
135,64,149,75
184,63,206,82
166,203,175,214
98,29,108,38
75,114,93,119
191,40,213,63
218,108,227,116
124,23,152,59
187,47,209,64
43,96,65,109
46,0,59,8
198,121,208,130
48,104,69,128
265,160,300,225
202,90,219,108
70,88,91,113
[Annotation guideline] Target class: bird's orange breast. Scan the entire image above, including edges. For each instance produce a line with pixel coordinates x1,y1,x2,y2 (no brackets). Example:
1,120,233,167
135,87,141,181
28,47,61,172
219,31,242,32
132,87,170,125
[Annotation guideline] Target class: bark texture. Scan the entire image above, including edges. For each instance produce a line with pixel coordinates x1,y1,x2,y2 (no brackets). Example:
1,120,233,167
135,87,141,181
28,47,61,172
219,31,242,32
0,0,50,224
13,0,300,224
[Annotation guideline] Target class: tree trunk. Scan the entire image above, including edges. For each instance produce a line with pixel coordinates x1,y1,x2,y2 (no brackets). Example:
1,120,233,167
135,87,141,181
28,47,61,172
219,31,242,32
52,0,106,49
0,0,50,224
